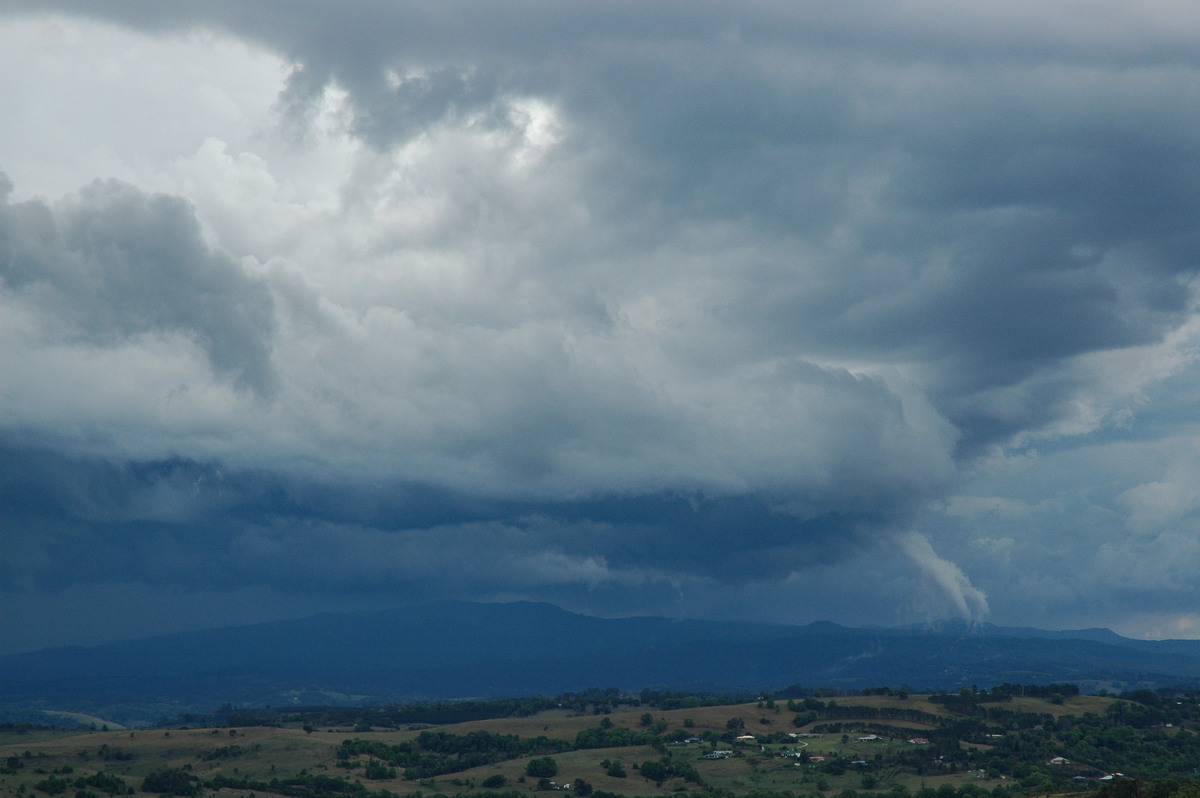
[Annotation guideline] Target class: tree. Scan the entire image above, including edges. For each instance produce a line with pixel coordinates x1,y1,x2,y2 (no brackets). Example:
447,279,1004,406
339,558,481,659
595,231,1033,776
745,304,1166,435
640,760,668,783
33,776,68,795
793,712,818,727
526,757,558,778
77,771,128,795
364,760,396,780
482,775,507,788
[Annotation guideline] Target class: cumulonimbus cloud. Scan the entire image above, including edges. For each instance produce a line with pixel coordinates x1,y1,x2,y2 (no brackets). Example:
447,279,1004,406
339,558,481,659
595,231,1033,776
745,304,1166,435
2,1,1200,647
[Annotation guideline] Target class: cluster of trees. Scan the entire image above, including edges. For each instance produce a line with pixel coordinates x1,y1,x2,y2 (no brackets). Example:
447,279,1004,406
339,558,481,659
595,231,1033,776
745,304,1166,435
28,765,109,796
1037,708,1200,779
637,689,757,711
559,688,640,715
140,769,200,797
334,721,707,788
72,771,130,795
636,756,701,786
337,730,571,780
205,770,386,798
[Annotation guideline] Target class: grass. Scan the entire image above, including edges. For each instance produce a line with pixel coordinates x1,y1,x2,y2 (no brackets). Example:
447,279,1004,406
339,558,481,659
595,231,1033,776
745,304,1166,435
0,693,1111,798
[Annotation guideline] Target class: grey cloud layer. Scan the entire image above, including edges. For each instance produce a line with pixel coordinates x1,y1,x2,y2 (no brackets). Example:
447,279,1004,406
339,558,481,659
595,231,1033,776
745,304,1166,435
3,1,1200,649
0,177,275,393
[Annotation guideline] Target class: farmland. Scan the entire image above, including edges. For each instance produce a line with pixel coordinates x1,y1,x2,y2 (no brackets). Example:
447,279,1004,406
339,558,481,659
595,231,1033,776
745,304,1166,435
1,687,1198,798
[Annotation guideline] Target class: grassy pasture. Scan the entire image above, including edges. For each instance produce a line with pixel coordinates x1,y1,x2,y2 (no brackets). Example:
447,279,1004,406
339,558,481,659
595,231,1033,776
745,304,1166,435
1006,694,1111,718
0,693,1111,798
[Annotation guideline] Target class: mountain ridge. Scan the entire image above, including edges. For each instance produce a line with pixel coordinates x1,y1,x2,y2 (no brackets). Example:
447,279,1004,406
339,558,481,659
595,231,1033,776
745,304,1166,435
3,600,1198,726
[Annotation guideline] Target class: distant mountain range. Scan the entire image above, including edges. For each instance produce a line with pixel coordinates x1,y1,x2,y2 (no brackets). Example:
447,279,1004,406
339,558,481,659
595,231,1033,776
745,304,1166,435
3,601,1199,726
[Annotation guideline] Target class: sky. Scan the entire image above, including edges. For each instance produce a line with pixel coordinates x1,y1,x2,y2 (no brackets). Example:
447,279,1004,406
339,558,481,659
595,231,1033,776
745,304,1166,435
3,0,1200,656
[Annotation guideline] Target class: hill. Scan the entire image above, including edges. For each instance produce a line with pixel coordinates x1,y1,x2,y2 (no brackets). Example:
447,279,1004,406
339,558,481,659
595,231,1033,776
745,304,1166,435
3,601,1200,726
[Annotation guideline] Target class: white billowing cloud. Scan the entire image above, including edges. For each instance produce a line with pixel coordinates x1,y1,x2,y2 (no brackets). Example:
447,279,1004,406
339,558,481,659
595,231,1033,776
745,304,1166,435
0,16,290,202
0,17,962,503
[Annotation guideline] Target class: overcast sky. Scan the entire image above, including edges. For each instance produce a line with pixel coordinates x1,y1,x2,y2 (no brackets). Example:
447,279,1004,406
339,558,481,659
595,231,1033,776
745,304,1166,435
3,1,1200,655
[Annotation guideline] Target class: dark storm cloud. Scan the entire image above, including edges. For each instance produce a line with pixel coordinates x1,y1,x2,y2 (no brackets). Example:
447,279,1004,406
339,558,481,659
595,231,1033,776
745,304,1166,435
0,176,275,393
3,1,1200,648
0,429,908,598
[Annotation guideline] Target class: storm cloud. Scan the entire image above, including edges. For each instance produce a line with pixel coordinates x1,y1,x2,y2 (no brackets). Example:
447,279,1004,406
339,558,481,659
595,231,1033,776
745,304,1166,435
3,1,1200,653
0,176,275,393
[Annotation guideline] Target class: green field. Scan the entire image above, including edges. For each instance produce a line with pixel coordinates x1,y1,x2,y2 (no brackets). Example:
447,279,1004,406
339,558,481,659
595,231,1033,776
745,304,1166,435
0,690,1194,798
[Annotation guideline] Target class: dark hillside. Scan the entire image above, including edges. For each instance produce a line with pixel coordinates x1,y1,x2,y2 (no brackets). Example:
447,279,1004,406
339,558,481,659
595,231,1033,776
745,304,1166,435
3,600,1200,725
